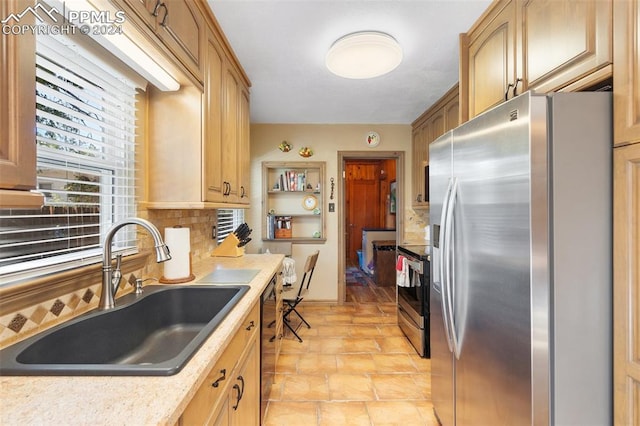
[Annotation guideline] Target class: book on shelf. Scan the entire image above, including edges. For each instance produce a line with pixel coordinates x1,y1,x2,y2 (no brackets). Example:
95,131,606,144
277,170,307,191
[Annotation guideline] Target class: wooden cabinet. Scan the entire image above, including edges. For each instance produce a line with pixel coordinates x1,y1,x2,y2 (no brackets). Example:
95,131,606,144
144,10,251,209
262,162,326,243
411,84,459,208
613,0,640,147
115,0,205,81
461,0,612,121
0,0,44,209
180,302,260,425
613,142,640,426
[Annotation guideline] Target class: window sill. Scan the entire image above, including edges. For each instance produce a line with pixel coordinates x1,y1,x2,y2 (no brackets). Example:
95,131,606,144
0,252,150,314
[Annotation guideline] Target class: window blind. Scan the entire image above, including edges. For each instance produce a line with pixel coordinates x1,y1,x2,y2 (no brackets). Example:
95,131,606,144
217,209,245,243
0,32,138,281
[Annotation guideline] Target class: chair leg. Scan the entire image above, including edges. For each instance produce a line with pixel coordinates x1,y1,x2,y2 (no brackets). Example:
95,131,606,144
289,308,310,329
283,318,303,342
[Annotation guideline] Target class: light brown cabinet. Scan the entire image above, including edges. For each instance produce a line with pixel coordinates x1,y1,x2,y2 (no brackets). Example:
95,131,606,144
180,302,260,425
115,0,205,81
411,84,459,208
144,8,251,209
0,0,44,209
460,0,612,121
613,142,640,426
613,0,640,147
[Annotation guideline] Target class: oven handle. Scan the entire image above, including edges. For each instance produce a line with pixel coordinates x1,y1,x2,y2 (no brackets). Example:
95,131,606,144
438,178,454,353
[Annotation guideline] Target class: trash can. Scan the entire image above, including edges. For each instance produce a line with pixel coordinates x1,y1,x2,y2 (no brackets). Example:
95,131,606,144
372,240,396,286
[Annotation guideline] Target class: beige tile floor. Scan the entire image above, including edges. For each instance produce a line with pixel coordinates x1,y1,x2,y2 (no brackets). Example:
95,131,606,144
263,302,439,425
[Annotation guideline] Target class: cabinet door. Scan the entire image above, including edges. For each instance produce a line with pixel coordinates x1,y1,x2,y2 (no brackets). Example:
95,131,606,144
523,0,612,93
613,142,640,425
464,0,519,119
222,66,240,202
411,126,428,207
116,0,155,25
237,87,251,204
229,337,260,426
0,0,36,191
157,0,205,81
204,32,225,203
614,0,640,147
444,97,460,132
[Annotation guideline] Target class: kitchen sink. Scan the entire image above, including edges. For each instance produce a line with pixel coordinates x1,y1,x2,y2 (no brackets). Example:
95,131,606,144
0,285,249,376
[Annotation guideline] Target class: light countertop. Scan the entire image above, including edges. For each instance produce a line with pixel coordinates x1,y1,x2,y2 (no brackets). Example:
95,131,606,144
0,254,284,426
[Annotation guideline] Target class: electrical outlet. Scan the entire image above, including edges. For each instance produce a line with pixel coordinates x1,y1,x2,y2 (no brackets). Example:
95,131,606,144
211,225,217,239
329,203,335,212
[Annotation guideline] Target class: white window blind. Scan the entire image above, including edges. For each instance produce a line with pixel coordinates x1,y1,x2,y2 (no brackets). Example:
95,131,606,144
217,209,245,243
0,32,138,281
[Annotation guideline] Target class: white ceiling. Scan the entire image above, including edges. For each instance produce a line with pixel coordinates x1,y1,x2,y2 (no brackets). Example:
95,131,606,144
207,0,491,124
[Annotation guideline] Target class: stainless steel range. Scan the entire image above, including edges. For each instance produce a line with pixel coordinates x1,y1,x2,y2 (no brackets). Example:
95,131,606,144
396,245,430,358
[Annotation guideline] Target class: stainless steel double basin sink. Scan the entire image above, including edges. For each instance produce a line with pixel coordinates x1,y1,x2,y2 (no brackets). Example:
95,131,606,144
0,284,249,376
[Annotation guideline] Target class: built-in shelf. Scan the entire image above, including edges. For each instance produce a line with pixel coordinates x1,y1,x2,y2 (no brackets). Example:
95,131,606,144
262,161,326,244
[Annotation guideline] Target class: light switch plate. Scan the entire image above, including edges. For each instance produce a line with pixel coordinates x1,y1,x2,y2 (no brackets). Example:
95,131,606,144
329,203,335,212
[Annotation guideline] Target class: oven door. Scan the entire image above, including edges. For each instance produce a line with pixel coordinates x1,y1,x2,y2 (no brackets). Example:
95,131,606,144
397,259,426,317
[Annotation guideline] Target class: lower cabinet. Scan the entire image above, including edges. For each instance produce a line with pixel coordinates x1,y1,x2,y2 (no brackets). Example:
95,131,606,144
180,302,260,425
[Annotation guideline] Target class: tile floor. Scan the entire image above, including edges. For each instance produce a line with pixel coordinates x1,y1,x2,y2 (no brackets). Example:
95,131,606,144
263,302,439,425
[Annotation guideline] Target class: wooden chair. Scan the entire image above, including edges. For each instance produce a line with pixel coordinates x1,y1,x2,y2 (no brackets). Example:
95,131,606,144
282,250,319,342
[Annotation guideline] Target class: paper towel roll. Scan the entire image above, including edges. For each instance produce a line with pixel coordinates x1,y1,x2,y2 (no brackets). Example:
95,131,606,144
162,227,193,282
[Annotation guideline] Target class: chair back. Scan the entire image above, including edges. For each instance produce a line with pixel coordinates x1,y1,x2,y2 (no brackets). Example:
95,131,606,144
297,250,319,297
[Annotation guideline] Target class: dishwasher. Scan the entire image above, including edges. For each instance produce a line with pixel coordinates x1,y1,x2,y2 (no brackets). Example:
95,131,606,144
260,274,277,422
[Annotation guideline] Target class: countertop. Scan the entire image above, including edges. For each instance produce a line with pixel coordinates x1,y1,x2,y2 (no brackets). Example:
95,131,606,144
398,244,430,260
0,254,284,426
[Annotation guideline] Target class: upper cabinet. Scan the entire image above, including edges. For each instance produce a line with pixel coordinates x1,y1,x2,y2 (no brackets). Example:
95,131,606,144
0,0,44,208
143,1,251,209
613,0,640,147
460,0,612,121
411,84,459,208
114,0,205,82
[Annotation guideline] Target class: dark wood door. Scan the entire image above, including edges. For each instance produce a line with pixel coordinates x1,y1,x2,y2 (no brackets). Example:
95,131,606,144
345,161,382,265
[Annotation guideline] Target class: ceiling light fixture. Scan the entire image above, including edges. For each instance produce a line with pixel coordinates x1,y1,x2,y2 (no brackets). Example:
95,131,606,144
326,31,403,79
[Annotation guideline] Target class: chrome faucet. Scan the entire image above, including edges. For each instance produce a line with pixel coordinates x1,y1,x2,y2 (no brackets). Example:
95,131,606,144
99,218,171,310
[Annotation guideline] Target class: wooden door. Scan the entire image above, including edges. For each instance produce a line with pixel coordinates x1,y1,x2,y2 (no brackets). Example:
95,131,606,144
614,142,640,425
204,31,225,202
345,161,382,265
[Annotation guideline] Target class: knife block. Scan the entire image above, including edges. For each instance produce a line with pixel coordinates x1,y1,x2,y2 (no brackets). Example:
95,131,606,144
211,233,245,257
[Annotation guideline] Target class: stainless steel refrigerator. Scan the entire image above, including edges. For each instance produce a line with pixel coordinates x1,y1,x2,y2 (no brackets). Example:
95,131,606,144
429,92,612,425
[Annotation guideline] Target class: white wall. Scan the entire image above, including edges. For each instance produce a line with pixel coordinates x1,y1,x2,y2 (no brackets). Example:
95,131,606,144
246,123,412,302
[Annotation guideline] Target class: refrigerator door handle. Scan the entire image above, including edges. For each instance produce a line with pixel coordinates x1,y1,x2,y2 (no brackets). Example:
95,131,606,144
445,178,461,359
438,178,455,352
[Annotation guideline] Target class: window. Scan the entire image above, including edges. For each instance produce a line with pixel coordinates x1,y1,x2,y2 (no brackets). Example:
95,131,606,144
217,209,245,244
0,32,139,282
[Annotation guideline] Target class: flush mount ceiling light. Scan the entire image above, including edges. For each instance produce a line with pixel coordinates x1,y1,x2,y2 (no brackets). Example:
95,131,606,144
326,31,403,79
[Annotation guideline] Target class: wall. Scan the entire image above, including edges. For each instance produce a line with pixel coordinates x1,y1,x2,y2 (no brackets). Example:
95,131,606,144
247,123,423,302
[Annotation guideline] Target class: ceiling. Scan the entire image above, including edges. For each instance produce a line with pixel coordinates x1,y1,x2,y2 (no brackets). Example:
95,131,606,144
207,0,491,125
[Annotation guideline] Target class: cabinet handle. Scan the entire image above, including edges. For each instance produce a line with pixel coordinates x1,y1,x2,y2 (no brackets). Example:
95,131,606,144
151,0,162,16
232,384,241,410
211,368,226,388
416,194,422,202
512,78,522,98
159,5,168,26
504,82,515,101
240,186,246,198
246,320,255,331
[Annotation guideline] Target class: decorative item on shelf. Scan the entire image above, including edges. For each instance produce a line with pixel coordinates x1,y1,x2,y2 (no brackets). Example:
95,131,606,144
313,207,321,215
278,140,292,152
312,231,321,238
302,194,318,210
160,226,195,283
274,215,292,239
366,131,380,147
298,147,313,157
